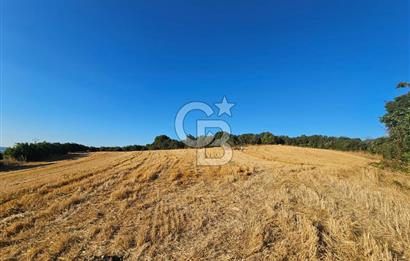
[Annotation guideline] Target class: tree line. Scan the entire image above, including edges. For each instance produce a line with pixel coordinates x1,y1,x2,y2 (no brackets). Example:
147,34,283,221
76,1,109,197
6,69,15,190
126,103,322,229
3,142,89,161
3,83,409,166
0,133,393,162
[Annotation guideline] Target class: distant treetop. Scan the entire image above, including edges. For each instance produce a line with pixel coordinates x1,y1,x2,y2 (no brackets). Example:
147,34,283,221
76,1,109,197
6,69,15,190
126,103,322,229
397,82,410,88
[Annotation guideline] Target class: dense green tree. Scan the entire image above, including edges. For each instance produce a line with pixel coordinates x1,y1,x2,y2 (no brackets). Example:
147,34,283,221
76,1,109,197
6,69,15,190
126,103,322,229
4,142,89,161
380,83,410,162
122,145,147,151
260,132,276,144
149,135,185,150
238,134,261,145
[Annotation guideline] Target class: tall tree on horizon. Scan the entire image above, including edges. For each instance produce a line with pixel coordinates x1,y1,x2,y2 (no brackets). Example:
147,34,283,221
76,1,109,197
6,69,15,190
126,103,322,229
380,83,410,162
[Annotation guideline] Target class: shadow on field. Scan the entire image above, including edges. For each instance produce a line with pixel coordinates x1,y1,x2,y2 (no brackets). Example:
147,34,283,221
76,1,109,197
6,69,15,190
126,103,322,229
0,153,89,172
0,162,53,172
47,152,90,162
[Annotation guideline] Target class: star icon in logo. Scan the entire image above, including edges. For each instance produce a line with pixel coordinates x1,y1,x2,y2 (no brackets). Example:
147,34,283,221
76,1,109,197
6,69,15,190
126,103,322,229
215,96,235,116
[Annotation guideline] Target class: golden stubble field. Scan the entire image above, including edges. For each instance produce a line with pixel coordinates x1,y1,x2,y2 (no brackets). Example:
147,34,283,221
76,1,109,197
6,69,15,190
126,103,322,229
0,145,410,260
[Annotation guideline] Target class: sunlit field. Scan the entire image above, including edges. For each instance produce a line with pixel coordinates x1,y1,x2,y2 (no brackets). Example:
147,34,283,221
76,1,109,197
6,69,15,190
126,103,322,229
1,145,409,260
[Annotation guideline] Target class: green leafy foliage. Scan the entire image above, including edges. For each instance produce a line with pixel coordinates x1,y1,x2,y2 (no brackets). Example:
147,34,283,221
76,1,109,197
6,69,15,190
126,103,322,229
4,142,89,161
260,132,284,145
227,133,369,151
147,135,185,150
380,83,410,163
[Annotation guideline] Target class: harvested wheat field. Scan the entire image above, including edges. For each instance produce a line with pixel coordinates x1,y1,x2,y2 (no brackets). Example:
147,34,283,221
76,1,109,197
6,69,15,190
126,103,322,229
0,145,410,260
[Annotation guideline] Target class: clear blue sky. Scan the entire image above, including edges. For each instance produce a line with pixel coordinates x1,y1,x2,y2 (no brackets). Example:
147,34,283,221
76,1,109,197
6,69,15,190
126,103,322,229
1,0,409,147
